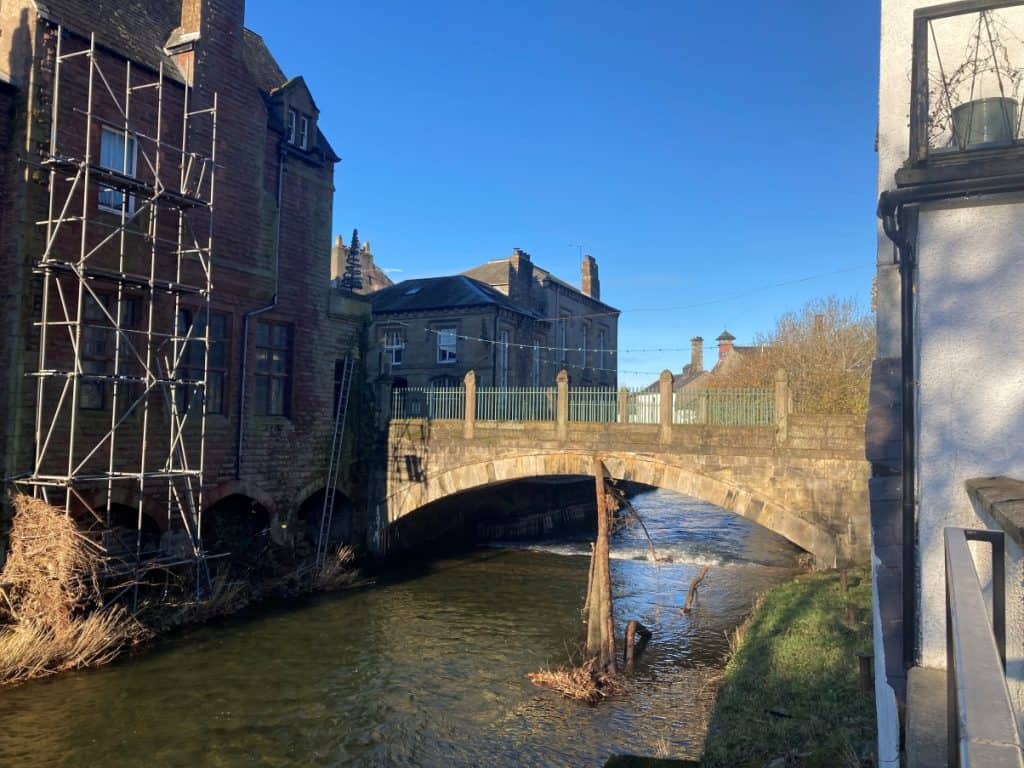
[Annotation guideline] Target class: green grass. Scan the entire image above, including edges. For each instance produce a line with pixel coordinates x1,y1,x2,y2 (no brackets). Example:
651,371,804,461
701,568,875,768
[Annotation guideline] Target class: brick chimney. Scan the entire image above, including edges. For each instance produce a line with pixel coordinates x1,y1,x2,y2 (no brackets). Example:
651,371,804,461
716,330,735,363
689,336,703,373
166,0,245,84
330,235,345,282
581,254,600,300
509,247,534,304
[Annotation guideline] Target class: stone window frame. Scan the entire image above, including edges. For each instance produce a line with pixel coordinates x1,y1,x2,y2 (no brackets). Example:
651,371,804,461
287,109,297,145
254,320,293,417
175,307,230,416
299,115,309,150
383,327,404,367
436,327,458,364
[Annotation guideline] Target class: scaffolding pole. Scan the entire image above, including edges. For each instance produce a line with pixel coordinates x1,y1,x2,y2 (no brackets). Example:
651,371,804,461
16,26,218,597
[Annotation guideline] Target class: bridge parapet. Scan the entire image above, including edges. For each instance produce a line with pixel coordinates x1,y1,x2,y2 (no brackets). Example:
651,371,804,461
383,402,870,567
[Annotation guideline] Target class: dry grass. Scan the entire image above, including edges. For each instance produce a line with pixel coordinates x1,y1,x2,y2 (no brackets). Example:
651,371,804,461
151,569,252,632
0,495,150,685
312,545,358,591
528,657,625,705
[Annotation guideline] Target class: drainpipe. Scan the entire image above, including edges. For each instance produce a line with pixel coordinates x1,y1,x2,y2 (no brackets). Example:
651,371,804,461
877,172,1024,668
879,198,918,670
235,142,286,477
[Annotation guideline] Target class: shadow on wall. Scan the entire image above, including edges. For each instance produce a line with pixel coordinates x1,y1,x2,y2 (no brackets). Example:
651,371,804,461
913,199,1024,695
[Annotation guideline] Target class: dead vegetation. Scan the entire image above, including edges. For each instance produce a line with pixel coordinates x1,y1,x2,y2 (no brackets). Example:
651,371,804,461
0,495,150,685
527,657,626,704
0,495,363,686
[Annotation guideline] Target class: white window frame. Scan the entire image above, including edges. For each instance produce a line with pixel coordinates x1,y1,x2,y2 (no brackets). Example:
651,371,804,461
98,126,137,214
384,328,404,367
437,327,457,364
287,109,297,145
299,115,309,150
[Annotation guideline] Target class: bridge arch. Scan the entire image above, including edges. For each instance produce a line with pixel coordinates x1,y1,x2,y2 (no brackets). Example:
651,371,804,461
386,451,838,566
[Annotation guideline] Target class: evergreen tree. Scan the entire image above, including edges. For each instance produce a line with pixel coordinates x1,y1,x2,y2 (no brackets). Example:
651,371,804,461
340,228,364,291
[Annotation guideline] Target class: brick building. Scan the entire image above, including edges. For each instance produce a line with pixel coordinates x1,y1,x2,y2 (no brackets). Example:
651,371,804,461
0,0,367,562
368,248,618,396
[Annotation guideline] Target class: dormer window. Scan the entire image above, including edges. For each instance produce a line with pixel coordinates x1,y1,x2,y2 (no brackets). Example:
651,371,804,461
287,109,297,145
299,116,309,149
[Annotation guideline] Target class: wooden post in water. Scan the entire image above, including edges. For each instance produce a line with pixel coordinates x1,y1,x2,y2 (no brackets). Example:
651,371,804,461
585,458,616,674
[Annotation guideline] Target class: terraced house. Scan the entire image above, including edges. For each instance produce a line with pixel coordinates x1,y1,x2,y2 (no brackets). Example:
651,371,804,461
0,0,367,566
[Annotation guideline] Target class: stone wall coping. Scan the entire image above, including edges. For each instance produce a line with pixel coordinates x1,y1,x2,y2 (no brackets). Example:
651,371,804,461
965,476,1024,550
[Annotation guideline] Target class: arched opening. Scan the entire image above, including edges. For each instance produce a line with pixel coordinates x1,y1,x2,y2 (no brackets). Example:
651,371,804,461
89,503,162,558
295,489,352,559
201,494,271,567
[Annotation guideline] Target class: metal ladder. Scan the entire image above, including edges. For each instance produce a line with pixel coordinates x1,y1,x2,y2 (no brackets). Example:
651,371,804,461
315,354,354,569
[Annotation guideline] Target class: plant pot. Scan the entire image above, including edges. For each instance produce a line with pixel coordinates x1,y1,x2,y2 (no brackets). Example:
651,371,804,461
952,97,1018,149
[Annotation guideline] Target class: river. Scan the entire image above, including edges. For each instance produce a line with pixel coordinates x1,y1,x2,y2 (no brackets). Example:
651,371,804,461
0,488,802,767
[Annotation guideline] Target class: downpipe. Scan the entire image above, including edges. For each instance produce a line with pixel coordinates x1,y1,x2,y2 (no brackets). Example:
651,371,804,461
235,143,286,478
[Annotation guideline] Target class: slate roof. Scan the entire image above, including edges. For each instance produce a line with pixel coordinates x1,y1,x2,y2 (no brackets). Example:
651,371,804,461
35,0,182,76
462,258,619,313
369,276,543,318
33,1,291,95
240,28,287,93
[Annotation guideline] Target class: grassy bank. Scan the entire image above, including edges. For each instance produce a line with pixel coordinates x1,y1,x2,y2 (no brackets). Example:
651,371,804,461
701,568,875,768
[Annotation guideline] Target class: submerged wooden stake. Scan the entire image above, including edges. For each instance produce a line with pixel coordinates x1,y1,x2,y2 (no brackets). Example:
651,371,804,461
683,565,710,614
585,459,616,674
623,619,653,670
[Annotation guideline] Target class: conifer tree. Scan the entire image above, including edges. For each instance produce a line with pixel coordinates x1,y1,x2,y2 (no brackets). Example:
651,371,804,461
340,228,363,291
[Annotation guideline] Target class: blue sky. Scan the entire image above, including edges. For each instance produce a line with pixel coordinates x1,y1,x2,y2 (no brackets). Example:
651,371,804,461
246,1,880,387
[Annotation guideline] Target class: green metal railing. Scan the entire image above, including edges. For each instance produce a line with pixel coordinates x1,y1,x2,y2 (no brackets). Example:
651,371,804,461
627,390,660,424
391,387,465,420
389,385,776,427
569,387,618,422
476,386,556,422
673,388,775,426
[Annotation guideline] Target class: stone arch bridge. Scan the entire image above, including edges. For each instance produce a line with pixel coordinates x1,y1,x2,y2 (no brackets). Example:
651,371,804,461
383,414,869,568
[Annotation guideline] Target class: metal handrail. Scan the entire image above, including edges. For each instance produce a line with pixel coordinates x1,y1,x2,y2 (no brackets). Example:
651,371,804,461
944,527,1024,768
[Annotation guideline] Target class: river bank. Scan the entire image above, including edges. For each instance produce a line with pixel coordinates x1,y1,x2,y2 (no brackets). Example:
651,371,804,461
699,567,875,768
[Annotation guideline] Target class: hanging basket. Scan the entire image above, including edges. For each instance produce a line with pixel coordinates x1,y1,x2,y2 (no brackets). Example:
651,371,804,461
951,97,1018,149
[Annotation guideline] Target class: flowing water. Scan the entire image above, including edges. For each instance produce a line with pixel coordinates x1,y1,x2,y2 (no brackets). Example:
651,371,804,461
0,489,802,768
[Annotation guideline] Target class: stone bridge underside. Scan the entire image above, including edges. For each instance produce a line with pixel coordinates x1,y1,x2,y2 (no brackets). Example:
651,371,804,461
384,416,869,567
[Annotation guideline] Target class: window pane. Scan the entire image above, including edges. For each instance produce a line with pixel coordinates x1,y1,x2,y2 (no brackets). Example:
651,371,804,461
255,349,269,374
208,372,224,414
272,325,288,348
100,130,126,172
254,376,268,414
270,378,285,415
209,339,225,368
255,322,270,347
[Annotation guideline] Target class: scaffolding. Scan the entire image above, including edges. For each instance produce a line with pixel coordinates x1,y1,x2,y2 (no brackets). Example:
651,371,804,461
16,28,218,592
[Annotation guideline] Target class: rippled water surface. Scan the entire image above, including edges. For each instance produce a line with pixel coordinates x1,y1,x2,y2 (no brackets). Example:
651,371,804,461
0,489,802,767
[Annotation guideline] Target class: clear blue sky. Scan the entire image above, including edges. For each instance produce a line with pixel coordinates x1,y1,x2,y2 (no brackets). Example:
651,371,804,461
246,1,880,387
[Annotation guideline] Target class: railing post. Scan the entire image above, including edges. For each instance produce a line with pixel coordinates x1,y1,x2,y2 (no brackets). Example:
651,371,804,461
659,369,672,445
463,370,476,439
618,387,628,424
557,369,569,441
775,368,790,446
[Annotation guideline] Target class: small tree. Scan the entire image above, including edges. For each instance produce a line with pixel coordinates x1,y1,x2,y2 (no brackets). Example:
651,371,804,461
707,297,875,415
340,228,363,291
